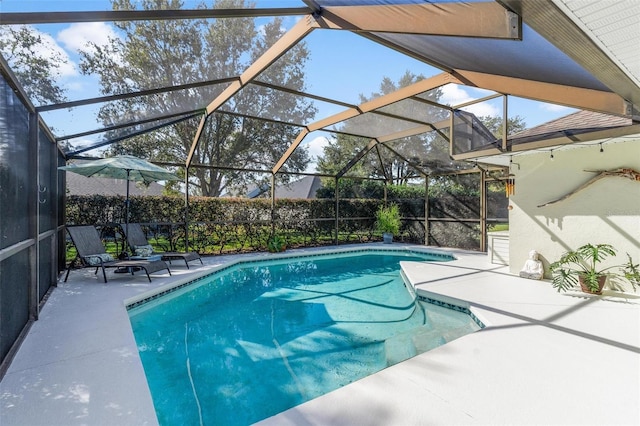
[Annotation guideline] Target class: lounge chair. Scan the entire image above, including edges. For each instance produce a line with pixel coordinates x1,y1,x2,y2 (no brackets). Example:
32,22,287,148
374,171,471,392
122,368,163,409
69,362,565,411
64,225,171,283
122,223,203,269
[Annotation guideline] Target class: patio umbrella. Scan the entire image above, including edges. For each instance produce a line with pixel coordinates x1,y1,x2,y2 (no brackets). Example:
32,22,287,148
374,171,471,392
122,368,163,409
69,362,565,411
58,155,180,245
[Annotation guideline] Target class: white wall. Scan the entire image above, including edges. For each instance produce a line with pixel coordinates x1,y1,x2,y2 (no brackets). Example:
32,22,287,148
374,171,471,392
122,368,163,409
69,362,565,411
508,139,640,291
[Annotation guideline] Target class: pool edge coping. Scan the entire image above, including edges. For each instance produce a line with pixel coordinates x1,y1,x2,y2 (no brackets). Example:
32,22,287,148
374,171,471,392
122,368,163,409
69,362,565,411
123,245,457,310
400,267,487,330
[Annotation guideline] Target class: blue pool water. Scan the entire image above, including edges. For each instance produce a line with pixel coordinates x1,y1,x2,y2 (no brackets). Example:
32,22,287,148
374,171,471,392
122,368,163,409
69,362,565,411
128,250,480,425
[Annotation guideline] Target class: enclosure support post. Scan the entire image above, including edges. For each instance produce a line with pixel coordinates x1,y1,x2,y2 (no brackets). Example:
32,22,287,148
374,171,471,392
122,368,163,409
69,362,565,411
383,181,388,206
29,111,39,320
184,166,190,252
502,95,508,151
424,176,429,246
59,150,67,274
480,169,487,252
334,176,339,245
271,173,276,236
51,138,59,286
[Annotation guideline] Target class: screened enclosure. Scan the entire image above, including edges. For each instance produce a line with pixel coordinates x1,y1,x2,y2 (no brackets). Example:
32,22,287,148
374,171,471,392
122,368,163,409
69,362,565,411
1,0,638,377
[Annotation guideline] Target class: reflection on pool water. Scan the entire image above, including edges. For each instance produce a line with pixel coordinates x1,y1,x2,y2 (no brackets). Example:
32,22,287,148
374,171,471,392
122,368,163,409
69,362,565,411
128,250,481,425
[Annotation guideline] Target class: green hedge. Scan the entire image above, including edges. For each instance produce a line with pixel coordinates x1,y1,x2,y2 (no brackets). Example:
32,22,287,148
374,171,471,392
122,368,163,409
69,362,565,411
65,193,506,258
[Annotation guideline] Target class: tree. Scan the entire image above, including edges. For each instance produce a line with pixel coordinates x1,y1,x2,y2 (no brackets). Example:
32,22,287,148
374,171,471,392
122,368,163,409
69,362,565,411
354,72,452,183
0,25,69,105
479,115,527,138
316,133,369,177
315,72,529,201
317,71,454,195
79,0,315,196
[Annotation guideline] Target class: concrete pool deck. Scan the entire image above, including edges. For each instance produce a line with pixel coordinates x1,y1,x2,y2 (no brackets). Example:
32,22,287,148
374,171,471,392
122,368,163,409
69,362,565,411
2,244,639,425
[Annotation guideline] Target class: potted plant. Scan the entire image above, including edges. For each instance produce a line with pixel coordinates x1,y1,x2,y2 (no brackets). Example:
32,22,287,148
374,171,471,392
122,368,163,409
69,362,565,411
375,204,401,244
549,243,640,294
267,234,286,253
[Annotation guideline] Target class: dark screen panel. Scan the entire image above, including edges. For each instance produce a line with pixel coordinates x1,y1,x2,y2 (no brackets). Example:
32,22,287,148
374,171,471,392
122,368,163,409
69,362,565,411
38,127,55,232
39,236,53,300
0,78,31,250
0,251,30,362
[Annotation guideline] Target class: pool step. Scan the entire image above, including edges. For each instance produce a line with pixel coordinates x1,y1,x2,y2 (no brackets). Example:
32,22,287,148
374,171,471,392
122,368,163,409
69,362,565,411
385,324,477,366
384,332,419,366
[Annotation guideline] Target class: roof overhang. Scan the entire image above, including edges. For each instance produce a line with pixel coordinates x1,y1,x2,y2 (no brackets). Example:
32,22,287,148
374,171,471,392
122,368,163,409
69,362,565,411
499,0,640,114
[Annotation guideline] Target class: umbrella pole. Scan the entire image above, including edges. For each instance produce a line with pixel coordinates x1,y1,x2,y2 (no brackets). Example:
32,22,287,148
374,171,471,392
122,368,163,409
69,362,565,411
116,170,131,271
125,169,130,255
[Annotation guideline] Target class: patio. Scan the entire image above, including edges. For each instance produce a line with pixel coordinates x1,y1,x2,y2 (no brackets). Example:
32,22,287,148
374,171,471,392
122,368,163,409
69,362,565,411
2,244,638,425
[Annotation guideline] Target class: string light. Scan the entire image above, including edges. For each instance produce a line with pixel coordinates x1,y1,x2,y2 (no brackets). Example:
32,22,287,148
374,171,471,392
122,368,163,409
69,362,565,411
599,143,604,153
550,150,554,160
509,156,520,170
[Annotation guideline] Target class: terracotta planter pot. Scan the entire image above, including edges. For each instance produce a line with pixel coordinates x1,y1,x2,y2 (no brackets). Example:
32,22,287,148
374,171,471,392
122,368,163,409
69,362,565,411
578,274,607,295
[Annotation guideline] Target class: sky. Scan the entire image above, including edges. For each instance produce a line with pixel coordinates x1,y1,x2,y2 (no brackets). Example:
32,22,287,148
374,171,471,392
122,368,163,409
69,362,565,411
1,0,575,172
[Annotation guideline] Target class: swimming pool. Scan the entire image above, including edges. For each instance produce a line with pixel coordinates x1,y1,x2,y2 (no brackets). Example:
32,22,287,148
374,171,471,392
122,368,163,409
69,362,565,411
128,249,481,425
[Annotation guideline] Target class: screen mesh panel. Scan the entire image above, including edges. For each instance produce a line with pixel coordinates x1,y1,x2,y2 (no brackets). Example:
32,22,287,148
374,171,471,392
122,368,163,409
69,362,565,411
0,252,31,363
57,112,202,155
326,112,422,139
221,83,326,125
38,236,53,300
452,110,500,155
376,97,449,125
429,174,480,219
45,81,230,141
374,25,610,92
38,128,56,232
0,78,31,249
428,221,480,251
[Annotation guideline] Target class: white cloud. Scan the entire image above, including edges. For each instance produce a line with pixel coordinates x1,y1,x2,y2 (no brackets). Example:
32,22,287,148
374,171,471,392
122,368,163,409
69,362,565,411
539,103,573,113
303,136,330,173
8,25,79,78
440,84,500,117
305,136,330,159
57,22,118,53
0,23,117,91
439,84,471,105
460,102,500,117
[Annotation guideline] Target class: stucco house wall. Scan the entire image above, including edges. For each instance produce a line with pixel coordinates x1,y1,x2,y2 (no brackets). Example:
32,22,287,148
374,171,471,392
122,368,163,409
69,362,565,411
508,138,640,292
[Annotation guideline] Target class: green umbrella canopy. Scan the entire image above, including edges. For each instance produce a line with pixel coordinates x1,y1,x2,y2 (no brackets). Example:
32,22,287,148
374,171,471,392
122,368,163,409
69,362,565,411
58,155,180,184
59,156,181,244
